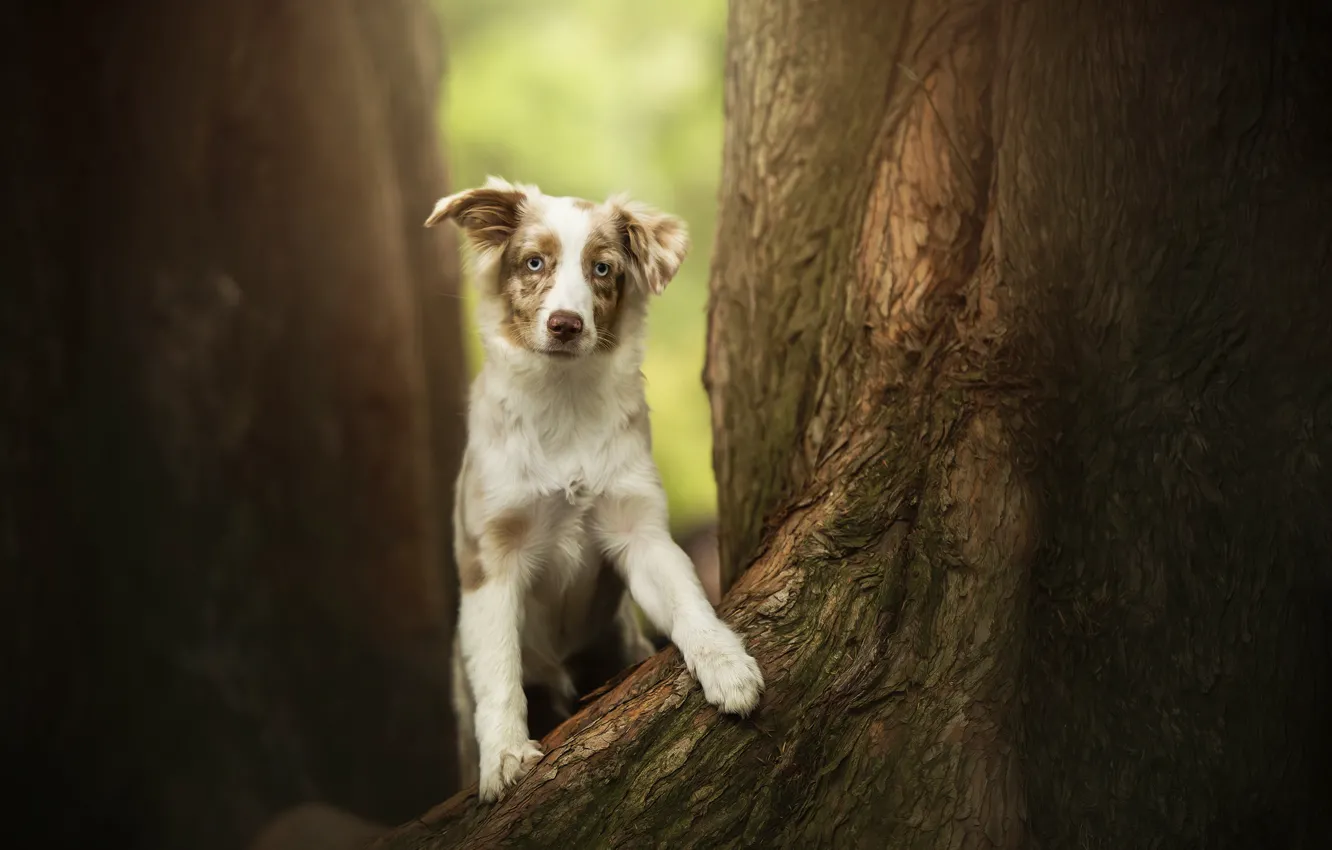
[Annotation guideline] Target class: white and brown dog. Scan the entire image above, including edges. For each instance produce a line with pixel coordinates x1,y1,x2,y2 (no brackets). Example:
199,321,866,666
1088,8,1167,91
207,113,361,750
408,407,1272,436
426,178,764,803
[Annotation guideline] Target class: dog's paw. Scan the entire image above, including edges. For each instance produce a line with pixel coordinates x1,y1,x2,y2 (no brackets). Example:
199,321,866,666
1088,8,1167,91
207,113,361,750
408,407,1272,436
688,630,764,716
477,739,544,803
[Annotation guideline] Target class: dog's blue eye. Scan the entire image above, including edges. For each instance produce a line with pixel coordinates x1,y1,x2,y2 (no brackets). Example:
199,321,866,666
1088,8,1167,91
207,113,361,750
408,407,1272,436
593,262,610,277
526,257,543,272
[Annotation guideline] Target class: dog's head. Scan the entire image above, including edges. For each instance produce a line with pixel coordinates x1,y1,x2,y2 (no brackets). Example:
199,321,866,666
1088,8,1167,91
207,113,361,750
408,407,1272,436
426,177,689,359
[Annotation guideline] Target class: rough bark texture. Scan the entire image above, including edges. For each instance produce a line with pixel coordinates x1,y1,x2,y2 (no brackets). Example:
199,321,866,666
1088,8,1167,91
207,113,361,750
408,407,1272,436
380,0,1332,846
1,2,465,849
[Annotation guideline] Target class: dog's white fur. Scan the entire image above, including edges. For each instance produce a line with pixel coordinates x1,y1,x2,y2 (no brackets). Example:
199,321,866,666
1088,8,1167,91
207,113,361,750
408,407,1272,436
427,177,764,803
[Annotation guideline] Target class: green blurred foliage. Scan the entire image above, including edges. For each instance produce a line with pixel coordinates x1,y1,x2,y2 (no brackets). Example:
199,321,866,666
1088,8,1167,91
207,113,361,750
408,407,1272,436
433,0,726,530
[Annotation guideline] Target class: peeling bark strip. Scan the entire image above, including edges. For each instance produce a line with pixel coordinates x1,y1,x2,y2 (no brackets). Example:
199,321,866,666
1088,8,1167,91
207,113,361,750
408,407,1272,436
379,0,1332,846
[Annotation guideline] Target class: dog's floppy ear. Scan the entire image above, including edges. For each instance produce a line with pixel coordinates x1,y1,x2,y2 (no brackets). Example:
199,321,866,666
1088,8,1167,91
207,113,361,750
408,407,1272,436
424,176,527,250
610,196,690,296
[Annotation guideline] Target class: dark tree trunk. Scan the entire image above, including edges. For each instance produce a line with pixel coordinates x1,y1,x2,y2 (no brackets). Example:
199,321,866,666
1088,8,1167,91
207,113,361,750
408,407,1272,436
1,2,465,848
402,0,1329,846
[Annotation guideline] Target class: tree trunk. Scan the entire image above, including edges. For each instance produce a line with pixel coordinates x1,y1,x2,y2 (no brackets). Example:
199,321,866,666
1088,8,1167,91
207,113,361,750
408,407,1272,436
379,0,1332,847
0,2,465,848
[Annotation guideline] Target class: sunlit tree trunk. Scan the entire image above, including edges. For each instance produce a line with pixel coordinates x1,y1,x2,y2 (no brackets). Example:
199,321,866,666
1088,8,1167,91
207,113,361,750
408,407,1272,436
381,0,1330,846
0,2,465,848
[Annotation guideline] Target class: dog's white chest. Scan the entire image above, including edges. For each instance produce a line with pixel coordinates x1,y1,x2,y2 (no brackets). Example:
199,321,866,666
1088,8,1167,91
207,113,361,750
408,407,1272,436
559,474,592,506
513,410,623,501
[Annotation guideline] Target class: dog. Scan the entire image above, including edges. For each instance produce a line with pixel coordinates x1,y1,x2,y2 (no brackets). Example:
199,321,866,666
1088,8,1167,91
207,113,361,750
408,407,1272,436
425,177,765,803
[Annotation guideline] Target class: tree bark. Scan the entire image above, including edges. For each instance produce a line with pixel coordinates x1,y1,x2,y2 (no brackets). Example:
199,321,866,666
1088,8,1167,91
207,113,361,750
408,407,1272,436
1,2,465,848
379,0,1332,846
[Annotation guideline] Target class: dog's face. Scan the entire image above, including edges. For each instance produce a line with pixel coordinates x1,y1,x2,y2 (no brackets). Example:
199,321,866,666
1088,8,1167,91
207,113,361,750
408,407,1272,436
426,177,689,358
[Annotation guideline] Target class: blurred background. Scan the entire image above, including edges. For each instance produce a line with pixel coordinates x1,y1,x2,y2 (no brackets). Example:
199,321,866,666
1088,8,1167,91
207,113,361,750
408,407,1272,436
436,0,726,530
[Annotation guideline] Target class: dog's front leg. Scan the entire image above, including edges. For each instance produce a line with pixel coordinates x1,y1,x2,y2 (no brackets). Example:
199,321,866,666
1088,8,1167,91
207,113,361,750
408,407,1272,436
458,576,542,802
598,495,764,715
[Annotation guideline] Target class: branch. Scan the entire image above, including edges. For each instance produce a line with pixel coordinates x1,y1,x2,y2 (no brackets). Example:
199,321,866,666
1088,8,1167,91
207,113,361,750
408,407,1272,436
371,583,784,849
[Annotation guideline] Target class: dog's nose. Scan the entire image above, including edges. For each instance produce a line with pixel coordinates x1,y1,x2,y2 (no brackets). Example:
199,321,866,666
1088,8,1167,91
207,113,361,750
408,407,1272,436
547,311,583,342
